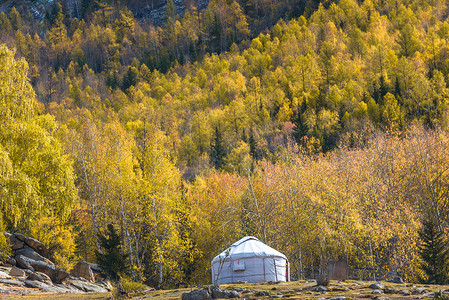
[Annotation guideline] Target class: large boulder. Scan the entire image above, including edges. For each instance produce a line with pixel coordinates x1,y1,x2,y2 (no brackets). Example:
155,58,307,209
13,233,27,242
4,232,24,250
15,254,36,271
27,271,52,285
70,261,95,282
182,289,211,300
24,237,51,258
24,280,70,293
15,247,53,265
16,255,68,283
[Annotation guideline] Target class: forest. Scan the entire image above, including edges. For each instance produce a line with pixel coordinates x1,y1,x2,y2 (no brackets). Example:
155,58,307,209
1,0,449,288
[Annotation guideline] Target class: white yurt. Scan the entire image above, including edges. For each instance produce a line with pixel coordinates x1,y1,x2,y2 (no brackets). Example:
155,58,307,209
211,236,289,284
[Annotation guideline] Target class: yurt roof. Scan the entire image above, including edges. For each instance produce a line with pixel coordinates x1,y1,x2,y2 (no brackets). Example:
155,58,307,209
211,236,287,263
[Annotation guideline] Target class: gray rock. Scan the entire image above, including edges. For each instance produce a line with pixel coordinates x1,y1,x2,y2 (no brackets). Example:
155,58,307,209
370,282,385,289
384,287,400,294
15,255,35,271
329,297,346,300
24,280,69,293
69,280,109,293
413,288,427,294
6,256,16,266
24,237,50,257
315,285,328,292
9,235,24,250
255,291,270,296
15,247,53,265
0,271,11,279
56,284,84,293
373,289,384,294
210,286,234,298
70,261,95,282
0,278,25,286
182,289,211,300
27,271,52,284
9,266,26,277
271,295,283,299
229,290,240,298
28,259,68,284
85,262,103,273
13,233,27,242
401,290,411,295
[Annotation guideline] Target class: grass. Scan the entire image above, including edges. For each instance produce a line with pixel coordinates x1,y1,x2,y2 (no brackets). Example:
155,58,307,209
129,280,449,299
3,280,449,299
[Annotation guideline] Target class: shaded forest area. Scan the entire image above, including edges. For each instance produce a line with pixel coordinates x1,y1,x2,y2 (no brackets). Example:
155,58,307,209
1,0,449,289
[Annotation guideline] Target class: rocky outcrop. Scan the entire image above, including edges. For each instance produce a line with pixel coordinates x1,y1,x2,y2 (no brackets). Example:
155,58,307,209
1,232,110,295
70,261,95,282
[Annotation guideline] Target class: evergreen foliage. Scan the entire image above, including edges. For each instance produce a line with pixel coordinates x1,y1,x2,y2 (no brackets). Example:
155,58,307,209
419,218,449,284
96,224,128,281
210,126,226,169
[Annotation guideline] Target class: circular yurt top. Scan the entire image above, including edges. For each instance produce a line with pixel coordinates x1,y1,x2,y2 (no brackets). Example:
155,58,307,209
211,236,287,263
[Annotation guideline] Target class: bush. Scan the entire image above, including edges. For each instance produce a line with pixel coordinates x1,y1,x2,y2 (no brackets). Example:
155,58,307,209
120,277,148,292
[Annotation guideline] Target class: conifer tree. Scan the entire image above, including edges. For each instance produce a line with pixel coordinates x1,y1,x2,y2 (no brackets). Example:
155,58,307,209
419,218,449,284
210,126,226,169
96,224,128,281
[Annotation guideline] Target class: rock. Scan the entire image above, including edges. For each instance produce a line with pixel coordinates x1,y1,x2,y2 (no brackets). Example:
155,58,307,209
182,289,211,300
6,257,16,266
315,285,328,292
384,288,400,294
401,290,411,295
15,247,53,265
69,280,109,293
413,288,427,294
56,283,84,293
96,280,113,291
85,262,103,273
255,291,270,296
24,237,49,256
26,259,68,284
271,295,283,299
70,261,95,282
370,282,385,289
0,271,11,279
210,285,235,298
27,271,52,284
329,297,346,300
229,290,240,298
24,280,69,293
9,235,24,250
13,233,27,242
0,278,26,286
15,255,35,271
373,289,384,294
9,266,26,277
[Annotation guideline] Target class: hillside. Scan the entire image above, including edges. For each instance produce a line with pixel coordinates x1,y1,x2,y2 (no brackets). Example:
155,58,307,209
1,0,449,291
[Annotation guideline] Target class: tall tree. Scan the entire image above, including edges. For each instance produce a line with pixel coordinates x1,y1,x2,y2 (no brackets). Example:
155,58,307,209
210,126,226,169
419,218,449,284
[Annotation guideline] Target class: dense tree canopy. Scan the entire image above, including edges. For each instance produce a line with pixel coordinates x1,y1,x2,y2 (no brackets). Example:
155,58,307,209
1,0,449,287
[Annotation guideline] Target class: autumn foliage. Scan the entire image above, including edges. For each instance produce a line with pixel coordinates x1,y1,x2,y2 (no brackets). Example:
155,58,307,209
1,0,449,287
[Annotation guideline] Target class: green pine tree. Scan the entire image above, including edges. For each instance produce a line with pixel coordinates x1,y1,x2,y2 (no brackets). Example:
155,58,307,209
419,218,449,284
210,126,226,169
96,224,128,281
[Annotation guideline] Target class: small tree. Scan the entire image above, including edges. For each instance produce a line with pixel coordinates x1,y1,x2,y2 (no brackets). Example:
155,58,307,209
96,224,128,281
210,126,226,169
419,218,449,284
